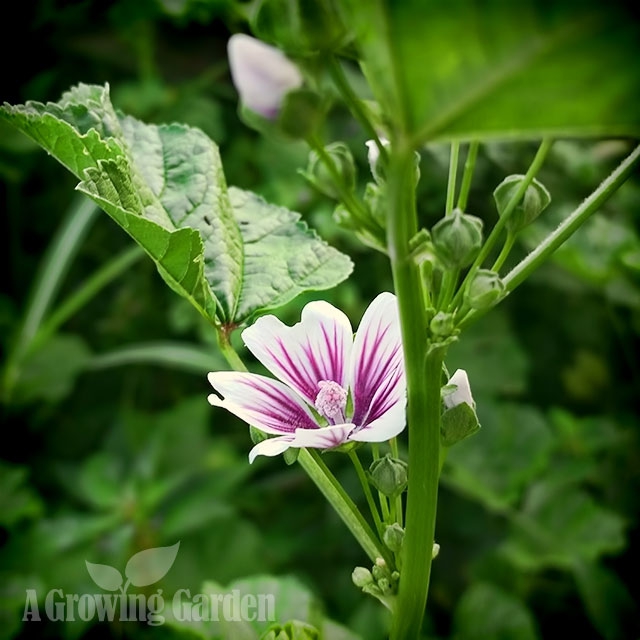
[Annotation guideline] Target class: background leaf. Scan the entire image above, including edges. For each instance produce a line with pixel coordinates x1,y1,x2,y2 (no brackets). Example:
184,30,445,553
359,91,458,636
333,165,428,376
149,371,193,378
344,0,640,142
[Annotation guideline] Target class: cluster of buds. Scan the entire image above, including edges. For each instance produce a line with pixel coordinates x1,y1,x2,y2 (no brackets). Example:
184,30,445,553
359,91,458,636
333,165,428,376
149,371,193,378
351,558,400,611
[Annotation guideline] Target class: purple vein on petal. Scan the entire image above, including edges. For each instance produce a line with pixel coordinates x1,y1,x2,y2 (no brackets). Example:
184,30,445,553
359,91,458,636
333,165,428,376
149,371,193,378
207,371,319,434
242,302,352,405
350,293,404,428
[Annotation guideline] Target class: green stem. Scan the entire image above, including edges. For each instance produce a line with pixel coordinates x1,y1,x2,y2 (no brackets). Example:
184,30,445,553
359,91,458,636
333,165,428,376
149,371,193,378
504,144,640,292
457,141,480,212
300,449,391,565
445,142,460,216
387,137,441,639
216,328,389,565
30,245,144,352
308,136,382,238
328,56,387,159
449,138,553,311
458,144,640,331
389,437,403,528
491,232,516,273
349,450,385,538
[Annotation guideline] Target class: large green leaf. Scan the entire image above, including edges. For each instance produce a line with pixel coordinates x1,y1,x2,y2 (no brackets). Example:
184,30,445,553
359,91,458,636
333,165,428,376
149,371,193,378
1,85,352,325
343,0,640,142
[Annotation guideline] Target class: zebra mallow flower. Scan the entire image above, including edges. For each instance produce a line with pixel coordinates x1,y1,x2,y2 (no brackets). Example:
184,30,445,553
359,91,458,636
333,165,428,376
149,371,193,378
208,293,406,463
227,34,303,120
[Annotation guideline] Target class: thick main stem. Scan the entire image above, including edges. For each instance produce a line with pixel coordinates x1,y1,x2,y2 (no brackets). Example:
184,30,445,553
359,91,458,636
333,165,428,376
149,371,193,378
387,138,441,639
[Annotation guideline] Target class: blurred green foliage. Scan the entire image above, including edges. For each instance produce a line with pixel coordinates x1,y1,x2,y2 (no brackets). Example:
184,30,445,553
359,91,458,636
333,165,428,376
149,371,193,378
1,1,639,639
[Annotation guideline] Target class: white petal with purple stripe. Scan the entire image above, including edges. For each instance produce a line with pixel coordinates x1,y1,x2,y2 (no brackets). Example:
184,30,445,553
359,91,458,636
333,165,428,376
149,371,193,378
207,371,319,435
349,292,405,429
242,300,352,405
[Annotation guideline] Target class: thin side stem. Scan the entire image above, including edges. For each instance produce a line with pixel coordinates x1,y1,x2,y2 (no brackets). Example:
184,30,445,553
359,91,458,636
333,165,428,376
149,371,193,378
449,138,553,311
457,141,480,212
504,144,640,291
491,232,515,273
349,450,385,538
216,329,390,566
308,136,382,239
445,142,460,216
389,437,403,528
328,56,387,158
458,144,640,331
300,449,392,565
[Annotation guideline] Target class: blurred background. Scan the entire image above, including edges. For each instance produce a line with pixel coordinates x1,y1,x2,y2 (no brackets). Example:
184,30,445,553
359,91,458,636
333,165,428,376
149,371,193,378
1,1,639,638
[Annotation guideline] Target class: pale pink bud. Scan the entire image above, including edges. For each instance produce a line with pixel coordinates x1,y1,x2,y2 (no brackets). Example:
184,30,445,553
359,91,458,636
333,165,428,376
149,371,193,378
227,34,303,119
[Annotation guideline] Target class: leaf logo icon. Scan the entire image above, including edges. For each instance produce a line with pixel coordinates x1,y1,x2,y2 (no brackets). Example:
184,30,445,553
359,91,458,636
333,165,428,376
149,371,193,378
125,542,181,587
85,562,123,591
86,542,180,592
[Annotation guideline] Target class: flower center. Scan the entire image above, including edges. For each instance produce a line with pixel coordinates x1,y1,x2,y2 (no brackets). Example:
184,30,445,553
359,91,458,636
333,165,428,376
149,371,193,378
314,380,348,424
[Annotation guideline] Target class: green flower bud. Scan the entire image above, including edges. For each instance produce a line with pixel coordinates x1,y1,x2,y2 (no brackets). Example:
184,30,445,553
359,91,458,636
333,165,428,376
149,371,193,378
432,208,483,269
432,542,440,559
368,455,408,497
332,204,387,254
277,89,324,139
302,141,355,199
352,566,374,588
363,181,386,228
493,174,551,234
372,557,390,582
430,311,455,337
259,621,319,640
365,138,390,184
383,523,405,553
251,0,351,55
465,269,505,310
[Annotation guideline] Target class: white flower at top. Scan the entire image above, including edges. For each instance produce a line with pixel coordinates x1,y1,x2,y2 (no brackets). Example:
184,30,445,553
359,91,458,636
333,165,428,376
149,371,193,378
443,369,474,410
208,293,406,462
227,34,303,120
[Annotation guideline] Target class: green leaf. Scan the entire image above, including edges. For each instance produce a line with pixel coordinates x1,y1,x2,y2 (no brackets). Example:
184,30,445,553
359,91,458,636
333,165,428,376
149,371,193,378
445,310,529,398
11,335,91,404
452,582,539,640
502,481,626,570
0,463,43,527
343,0,640,142
228,188,353,321
572,560,637,640
1,84,352,325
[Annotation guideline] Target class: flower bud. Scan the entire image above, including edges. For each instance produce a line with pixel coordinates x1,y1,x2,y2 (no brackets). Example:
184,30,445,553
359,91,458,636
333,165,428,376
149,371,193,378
352,566,374,588
430,311,455,338
228,34,303,120
441,369,480,446
368,455,408,497
432,542,440,559
431,208,483,269
251,0,351,55
465,269,505,310
301,142,355,199
365,138,390,184
493,174,551,234
443,369,474,410
383,523,405,553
